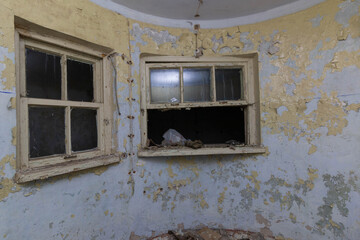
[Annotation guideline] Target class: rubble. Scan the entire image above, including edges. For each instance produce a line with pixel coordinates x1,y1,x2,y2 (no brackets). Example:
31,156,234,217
148,228,275,240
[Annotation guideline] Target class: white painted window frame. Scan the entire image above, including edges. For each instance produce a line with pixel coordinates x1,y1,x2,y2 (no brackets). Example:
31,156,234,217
14,21,118,182
139,55,265,157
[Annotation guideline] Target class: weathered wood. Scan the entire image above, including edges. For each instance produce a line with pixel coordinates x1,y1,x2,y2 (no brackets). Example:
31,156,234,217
138,146,266,157
15,154,119,183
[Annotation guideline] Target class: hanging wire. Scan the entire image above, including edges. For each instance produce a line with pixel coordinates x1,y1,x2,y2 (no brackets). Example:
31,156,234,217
108,53,121,116
194,0,203,17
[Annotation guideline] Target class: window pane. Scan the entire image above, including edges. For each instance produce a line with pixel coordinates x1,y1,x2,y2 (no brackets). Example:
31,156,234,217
215,68,242,101
67,59,94,102
71,108,97,152
26,48,61,99
183,68,211,102
150,68,180,103
29,106,65,158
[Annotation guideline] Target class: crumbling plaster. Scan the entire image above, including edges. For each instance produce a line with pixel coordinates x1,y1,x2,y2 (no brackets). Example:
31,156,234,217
0,0,360,239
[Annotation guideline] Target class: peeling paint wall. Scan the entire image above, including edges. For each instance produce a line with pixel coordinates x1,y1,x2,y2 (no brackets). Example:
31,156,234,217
0,0,360,239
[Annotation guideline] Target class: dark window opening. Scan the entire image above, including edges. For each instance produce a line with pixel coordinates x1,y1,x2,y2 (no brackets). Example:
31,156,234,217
148,106,245,145
71,108,98,152
25,48,61,99
67,59,94,102
29,106,65,158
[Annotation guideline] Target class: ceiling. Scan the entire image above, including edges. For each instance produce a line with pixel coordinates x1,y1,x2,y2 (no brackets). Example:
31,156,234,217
91,0,325,28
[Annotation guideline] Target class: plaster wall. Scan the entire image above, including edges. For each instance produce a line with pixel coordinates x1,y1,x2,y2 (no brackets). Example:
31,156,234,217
0,0,359,239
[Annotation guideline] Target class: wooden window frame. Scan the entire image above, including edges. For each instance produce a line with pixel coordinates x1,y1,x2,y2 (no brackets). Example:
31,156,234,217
14,21,118,183
139,55,265,157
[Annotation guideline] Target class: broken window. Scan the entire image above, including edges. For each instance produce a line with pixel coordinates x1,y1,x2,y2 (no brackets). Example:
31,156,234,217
15,22,117,182
139,56,264,157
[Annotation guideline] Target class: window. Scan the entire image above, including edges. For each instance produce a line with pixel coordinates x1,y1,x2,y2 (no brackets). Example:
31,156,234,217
139,55,265,157
14,20,118,182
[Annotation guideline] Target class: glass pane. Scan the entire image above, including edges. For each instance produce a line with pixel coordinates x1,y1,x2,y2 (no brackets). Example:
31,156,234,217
150,68,180,103
26,48,61,99
183,68,211,102
71,108,97,152
215,68,242,101
29,106,65,158
67,59,94,102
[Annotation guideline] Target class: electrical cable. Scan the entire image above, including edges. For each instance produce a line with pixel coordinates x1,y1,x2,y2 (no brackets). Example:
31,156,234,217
108,54,121,116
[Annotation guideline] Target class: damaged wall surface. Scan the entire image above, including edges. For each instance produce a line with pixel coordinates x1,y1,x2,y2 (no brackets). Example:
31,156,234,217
0,0,360,239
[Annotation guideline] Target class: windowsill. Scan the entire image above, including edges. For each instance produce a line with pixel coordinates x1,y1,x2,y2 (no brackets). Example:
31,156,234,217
138,145,266,157
14,154,120,183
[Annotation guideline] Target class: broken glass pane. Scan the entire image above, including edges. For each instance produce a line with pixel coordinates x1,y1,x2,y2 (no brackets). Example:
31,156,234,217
67,59,94,102
148,106,245,145
150,68,180,103
29,106,65,158
71,108,97,152
183,68,211,102
26,48,61,99
215,68,242,101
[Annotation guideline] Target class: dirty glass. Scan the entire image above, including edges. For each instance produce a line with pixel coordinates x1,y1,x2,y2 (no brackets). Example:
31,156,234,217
29,106,65,158
150,68,180,103
26,48,61,99
215,68,242,101
183,68,211,102
71,108,97,152
67,59,94,102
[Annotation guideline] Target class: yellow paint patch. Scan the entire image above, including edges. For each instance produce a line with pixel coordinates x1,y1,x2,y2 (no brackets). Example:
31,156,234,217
217,187,228,213
289,212,297,223
71,214,75,218
168,178,191,191
0,57,15,90
308,144,317,155
0,154,15,176
152,188,162,201
11,127,16,146
93,166,109,176
23,192,33,197
9,97,15,109
177,158,200,177
95,193,101,201
245,171,261,191
166,160,177,178
198,193,209,209
329,219,341,229
104,210,109,216
123,138,127,149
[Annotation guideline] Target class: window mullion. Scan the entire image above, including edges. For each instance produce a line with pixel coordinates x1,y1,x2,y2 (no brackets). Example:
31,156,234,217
94,62,101,102
65,106,72,155
180,66,184,103
61,55,67,100
211,65,216,102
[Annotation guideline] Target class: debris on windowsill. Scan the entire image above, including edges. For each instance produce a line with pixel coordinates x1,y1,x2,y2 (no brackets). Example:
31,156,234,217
145,129,252,151
161,129,187,146
185,140,203,149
